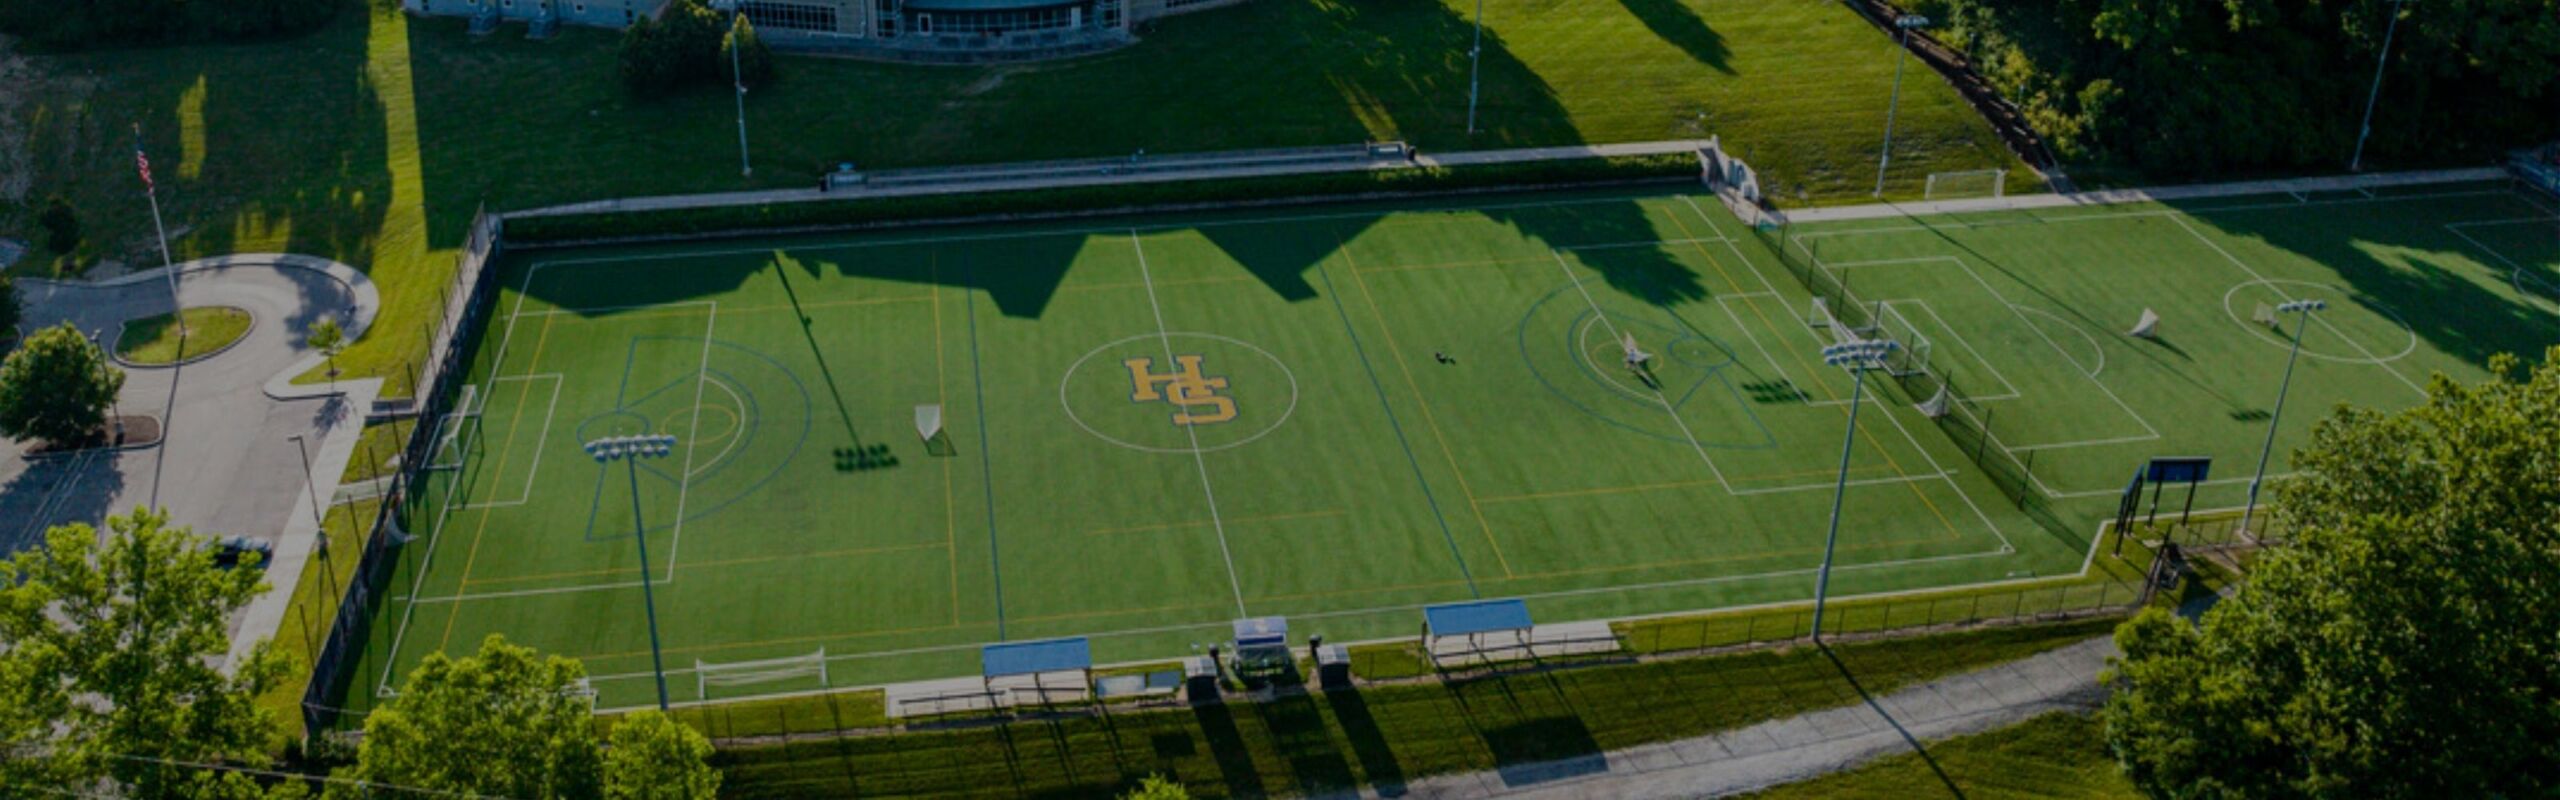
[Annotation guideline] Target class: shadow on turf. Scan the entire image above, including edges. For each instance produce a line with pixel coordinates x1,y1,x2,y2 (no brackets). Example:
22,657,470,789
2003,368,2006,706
1617,0,1735,75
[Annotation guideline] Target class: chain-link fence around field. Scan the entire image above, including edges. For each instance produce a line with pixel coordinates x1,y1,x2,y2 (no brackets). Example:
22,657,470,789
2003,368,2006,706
1619,569,2148,656
298,209,509,737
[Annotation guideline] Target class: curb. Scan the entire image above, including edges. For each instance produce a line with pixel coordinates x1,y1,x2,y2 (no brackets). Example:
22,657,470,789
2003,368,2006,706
107,306,256,369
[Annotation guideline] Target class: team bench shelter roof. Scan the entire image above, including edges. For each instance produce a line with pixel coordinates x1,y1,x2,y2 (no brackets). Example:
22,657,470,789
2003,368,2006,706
1423,599,1535,639
981,637,1093,679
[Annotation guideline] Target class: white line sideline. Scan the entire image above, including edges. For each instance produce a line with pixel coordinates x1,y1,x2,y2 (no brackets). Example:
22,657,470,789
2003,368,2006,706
1127,231,1251,619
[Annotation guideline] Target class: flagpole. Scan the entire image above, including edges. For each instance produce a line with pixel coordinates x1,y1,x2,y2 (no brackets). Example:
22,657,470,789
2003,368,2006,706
134,123,183,346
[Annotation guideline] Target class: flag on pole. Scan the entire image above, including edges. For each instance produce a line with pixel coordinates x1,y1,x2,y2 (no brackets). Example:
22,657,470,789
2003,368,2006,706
133,126,154,190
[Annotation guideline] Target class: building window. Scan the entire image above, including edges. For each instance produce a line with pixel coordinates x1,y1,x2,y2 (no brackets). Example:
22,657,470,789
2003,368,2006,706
741,0,840,33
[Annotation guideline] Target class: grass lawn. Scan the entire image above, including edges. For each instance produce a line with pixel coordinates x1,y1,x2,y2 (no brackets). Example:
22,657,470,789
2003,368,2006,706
1740,711,2138,799
1,0,2027,396
713,617,2121,798
111,305,252,365
254,498,380,745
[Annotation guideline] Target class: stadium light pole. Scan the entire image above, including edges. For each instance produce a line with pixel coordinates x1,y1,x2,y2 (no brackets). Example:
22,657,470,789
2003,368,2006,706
1872,15,1931,197
586,434,680,711
2238,300,2325,539
1465,0,1487,135
1812,339,1898,643
2348,0,2410,172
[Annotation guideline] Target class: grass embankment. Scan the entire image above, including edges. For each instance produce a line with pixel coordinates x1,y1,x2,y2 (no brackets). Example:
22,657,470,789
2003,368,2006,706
2,0,2027,389
112,306,251,365
1741,711,2138,799
254,498,382,745
713,618,2120,798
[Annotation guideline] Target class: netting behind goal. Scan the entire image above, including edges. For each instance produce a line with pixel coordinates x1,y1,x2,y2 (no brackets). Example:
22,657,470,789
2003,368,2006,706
1756,224,2046,511
695,649,829,701
1924,169,2007,201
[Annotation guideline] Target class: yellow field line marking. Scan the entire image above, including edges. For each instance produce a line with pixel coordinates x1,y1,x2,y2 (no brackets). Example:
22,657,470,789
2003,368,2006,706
1338,240,1515,578
438,313,556,654
1087,508,1347,536
462,541,948,587
1652,207,1966,540
933,254,960,627
535,294,931,324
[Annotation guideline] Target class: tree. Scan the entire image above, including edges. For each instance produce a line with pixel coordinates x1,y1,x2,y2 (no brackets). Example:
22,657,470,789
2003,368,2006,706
2102,349,2560,798
601,711,720,800
722,13,774,88
0,509,294,797
619,0,752,97
1120,774,1194,799
38,194,80,255
0,322,126,446
346,636,604,800
306,317,346,383
0,276,21,343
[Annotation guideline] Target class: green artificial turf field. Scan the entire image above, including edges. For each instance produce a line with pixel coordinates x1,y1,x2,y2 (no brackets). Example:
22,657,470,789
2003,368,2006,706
338,182,2560,714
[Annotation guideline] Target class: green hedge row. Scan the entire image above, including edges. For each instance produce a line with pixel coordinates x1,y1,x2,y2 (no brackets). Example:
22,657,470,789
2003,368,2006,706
502,153,1700,244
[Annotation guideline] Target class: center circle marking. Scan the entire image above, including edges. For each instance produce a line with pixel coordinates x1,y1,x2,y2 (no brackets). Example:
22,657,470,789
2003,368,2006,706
1059,332,1299,454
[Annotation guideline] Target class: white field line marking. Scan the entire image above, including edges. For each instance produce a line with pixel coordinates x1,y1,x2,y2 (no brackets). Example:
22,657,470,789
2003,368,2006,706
455,374,563,510
1675,195,1797,298
1127,232,1249,618
377,259,550,695
1854,368,2017,553
508,299,718,319
1786,189,2516,244
664,304,718,581
2442,216,2560,230
408,580,649,604
1902,298,2023,399
687,377,751,479
577,540,2029,700
1727,471,1947,497
528,195,1727,270
2166,215,2429,399
1935,255,2161,441
2444,223,2532,271
1715,295,1810,395
1545,249,1734,493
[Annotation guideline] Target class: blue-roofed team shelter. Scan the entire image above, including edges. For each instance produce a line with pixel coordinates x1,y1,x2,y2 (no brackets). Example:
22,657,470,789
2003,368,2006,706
981,637,1092,678
1423,598,1534,641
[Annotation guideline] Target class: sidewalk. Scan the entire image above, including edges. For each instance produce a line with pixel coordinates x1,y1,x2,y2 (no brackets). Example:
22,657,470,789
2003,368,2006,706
505,139,1712,220
1380,635,2116,799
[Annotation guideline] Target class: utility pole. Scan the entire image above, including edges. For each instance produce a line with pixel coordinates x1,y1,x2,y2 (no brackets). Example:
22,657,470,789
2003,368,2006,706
586,434,680,710
2349,0,2410,172
1812,340,1897,642
2239,300,2326,538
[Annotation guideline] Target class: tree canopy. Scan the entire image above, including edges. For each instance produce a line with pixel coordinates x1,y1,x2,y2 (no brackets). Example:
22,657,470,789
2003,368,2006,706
345,635,721,799
0,322,127,445
0,0,337,48
0,509,294,797
1903,0,2560,174
2102,348,2560,797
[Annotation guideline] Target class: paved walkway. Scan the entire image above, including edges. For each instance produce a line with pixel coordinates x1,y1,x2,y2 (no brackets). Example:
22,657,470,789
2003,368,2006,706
1377,635,2115,799
2,253,383,668
507,139,1712,220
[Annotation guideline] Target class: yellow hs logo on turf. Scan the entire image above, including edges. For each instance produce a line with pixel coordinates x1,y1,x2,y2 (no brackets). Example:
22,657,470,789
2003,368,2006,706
1123,355,1237,426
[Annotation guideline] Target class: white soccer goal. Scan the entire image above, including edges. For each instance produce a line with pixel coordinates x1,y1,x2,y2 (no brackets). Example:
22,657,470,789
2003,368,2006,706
696,649,829,700
423,385,482,472
1924,169,2008,201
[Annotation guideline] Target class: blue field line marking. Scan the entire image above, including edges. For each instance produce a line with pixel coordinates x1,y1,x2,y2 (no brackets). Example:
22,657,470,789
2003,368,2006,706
1314,257,1479,598
1520,285,1778,450
962,274,1009,639
582,338,812,541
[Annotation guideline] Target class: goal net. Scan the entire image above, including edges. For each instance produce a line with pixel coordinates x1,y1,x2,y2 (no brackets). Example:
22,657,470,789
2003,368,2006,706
424,384,483,472
696,649,829,701
1924,169,2008,201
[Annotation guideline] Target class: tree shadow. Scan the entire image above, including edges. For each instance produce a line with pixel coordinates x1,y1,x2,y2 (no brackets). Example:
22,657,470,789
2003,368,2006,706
1615,0,1733,74
0,450,128,555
